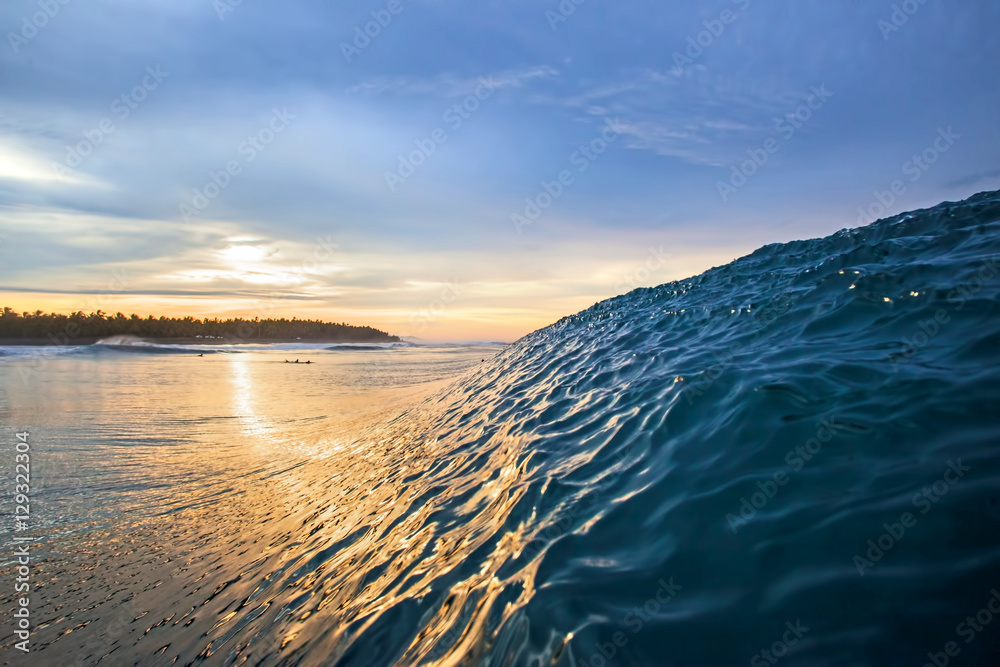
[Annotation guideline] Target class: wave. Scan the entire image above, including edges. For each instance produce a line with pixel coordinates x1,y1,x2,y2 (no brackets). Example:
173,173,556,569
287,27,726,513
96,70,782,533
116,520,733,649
254,189,1000,664
322,342,415,351
0,345,87,359
88,336,231,354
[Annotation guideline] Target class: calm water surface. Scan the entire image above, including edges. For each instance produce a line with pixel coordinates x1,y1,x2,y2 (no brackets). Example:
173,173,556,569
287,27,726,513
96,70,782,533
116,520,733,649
0,344,502,665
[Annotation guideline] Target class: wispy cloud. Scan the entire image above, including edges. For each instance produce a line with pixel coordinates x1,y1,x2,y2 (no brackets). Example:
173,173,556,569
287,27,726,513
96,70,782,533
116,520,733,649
524,66,822,166
346,65,559,97
945,167,1000,189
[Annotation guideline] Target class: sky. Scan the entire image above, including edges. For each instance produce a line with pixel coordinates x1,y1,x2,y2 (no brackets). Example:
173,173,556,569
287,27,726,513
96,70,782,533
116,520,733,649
1,0,998,343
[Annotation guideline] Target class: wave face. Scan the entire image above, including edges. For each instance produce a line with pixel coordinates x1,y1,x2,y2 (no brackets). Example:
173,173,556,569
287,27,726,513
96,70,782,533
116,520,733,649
307,190,999,665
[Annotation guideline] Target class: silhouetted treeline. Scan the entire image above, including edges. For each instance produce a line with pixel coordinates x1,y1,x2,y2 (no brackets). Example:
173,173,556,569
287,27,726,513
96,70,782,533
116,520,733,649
0,307,399,342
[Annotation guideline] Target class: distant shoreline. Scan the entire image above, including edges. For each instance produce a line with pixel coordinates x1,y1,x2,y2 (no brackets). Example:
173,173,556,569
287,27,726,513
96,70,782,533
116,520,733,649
0,337,401,346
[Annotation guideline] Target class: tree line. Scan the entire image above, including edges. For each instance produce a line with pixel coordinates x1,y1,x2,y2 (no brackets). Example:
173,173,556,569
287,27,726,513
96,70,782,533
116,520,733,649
0,307,400,342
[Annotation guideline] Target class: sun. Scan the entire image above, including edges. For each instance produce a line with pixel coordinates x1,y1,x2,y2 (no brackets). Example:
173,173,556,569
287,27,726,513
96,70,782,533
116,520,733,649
219,244,268,263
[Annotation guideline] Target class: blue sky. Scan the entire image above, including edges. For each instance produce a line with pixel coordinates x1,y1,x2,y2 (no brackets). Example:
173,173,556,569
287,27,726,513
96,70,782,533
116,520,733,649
1,0,998,341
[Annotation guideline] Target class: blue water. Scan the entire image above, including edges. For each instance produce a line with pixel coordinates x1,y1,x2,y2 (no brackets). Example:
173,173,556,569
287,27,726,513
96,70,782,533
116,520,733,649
362,192,1000,665
361,188,1000,665
2,190,999,665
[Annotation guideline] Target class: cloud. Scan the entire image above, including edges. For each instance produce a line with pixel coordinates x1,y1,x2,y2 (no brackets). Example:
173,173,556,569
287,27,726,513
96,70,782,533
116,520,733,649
945,167,1000,189
523,66,809,167
345,65,559,97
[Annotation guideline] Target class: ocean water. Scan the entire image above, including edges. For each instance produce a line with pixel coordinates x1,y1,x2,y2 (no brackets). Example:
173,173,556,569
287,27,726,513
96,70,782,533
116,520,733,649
2,189,1000,666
